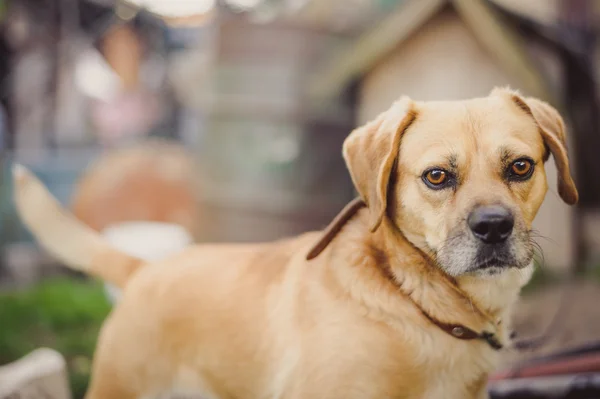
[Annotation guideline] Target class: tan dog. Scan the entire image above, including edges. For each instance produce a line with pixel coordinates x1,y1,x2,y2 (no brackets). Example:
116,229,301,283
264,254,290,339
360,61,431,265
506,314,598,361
13,87,577,399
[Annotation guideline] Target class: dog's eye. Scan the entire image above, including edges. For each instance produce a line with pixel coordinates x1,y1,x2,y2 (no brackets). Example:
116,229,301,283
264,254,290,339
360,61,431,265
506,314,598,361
423,169,452,189
508,158,534,180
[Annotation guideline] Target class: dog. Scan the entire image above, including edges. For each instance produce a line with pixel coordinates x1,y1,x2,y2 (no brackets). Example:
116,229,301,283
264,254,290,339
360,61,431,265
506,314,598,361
13,87,578,399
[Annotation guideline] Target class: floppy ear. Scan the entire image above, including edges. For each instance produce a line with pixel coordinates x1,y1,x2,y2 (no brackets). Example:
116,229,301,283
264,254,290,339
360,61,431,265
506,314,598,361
343,97,417,232
495,88,579,205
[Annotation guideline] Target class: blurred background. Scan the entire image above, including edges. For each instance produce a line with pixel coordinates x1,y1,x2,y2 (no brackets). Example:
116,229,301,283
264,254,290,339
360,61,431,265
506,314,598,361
0,0,599,398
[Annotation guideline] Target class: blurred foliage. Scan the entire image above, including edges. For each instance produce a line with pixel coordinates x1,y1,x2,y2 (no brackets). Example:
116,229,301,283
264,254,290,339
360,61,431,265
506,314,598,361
0,278,111,398
521,259,600,296
521,263,561,295
584,262,600,284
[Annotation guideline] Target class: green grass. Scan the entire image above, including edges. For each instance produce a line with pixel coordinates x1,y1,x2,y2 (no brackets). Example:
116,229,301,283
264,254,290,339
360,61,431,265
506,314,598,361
0,277,111,398
583,262,600,283
520,263,558,295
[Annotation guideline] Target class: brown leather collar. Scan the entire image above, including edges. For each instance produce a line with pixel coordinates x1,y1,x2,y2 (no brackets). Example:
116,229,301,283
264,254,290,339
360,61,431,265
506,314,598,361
306,198,503,351
420,308,503,350
306,198,366,261
375,252,503,350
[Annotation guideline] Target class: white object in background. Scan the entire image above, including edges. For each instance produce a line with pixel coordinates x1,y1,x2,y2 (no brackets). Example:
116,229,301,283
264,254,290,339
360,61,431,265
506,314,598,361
0,348,71,399
75,48,122,102
124,0,216,17
101,221,193,304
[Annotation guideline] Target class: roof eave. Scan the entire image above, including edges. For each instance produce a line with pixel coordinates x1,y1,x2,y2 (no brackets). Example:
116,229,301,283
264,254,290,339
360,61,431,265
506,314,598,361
306,0,554,103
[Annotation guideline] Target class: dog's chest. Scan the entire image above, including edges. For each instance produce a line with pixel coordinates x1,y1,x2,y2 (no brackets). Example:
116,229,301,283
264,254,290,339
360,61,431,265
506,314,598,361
370,325,497,398
159,325,498,399
271,326,498,399
416,335,499,398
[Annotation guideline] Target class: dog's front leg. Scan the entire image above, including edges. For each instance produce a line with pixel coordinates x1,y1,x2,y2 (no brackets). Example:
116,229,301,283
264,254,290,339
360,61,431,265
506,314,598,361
477,385,491,399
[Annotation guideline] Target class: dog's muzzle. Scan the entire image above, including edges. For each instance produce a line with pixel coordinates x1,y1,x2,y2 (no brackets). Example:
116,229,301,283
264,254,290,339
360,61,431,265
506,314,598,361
468,205,517,270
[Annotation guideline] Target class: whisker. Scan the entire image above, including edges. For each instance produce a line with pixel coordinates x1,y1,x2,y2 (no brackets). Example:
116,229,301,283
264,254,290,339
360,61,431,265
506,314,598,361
529,229,558,246
530,237,545,270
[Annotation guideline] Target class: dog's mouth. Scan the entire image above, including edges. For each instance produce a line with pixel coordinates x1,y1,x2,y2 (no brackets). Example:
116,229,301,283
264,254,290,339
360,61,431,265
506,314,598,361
475,245,515,268
433,227,535,277
467,242,529,276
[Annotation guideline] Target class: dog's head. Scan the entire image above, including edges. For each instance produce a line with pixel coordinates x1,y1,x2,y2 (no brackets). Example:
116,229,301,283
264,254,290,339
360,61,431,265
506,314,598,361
344,87,578,277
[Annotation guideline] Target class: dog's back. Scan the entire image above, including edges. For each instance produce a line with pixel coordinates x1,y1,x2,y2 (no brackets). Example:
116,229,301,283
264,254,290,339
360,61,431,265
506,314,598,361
12,163,331,397
88,233,324,398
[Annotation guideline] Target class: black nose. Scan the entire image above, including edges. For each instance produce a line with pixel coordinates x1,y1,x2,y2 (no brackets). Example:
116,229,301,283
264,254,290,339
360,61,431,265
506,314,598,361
467,205,514,244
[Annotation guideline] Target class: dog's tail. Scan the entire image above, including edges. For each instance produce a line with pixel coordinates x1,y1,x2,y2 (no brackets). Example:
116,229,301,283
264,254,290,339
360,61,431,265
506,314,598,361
12,164,144,288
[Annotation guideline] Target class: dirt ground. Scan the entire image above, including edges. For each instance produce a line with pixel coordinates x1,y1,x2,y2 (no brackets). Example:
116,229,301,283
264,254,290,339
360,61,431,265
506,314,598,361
499,279,600,367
